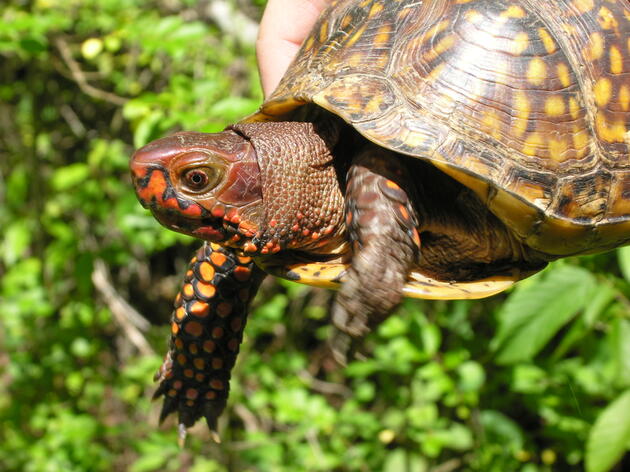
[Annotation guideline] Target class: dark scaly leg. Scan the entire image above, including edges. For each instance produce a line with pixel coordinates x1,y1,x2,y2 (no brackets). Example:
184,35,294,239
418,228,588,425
332,147,420,338
153,242,265,443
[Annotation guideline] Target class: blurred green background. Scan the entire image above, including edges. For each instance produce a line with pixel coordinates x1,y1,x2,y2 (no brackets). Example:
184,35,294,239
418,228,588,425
1,1,630,471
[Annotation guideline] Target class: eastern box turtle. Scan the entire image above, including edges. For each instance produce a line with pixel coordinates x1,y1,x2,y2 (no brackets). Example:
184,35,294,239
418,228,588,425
130,0,630,439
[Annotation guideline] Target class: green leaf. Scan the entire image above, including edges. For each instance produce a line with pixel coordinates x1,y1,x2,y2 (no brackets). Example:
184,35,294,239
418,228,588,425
617,246,630,282
492,265,596,364
51,163,90,191
586,389,630,472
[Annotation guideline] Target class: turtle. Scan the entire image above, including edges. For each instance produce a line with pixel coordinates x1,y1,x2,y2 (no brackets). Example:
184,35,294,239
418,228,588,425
130,0,630,440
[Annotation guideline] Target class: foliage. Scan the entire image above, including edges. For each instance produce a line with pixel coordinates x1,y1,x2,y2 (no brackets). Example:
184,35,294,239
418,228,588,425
1,1,630,471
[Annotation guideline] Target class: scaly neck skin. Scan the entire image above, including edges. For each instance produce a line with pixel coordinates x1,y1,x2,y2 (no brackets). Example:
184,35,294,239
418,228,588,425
231,121,348,256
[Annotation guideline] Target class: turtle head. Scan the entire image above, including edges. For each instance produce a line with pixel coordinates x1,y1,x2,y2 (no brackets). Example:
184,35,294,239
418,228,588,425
130,130,263,245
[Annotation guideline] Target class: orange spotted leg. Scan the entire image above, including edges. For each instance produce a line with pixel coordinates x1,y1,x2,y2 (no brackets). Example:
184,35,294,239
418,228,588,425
332,148,420,340
153,242,265,443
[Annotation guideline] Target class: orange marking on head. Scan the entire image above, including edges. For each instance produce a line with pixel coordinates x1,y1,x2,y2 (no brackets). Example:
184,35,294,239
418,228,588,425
174,292,182,307
212,327,224,339
237,255,252,264
217,302,232,318
198,262,215,282
175,306,186,320
412,228,421,247
210,252,228,266
190,301,209,318
399,205,410,220
136,170,167,205
177,354,187,366
184,321,203,337
203,340,216,353
171,322,179,334
185,270,193,279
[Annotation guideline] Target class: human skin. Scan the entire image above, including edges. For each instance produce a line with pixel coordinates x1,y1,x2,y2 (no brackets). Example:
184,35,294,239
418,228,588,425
256,0,332,97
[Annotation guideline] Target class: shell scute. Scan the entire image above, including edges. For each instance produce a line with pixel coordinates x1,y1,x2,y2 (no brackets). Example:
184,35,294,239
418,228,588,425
247,0,630,256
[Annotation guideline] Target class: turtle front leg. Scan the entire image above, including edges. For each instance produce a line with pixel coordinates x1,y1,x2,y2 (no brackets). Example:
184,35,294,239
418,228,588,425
153,242,265,443
332,148,421,338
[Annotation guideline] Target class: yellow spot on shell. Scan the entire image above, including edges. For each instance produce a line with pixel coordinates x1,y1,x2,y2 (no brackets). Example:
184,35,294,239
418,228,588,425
373,26,392,48
620,85,630,111
549,139,568,162
573,127,590,154
368,2,384,17
482,111,502,139
346,24,367,48
425,21,450,42
545,96,566,116
594,78,612,107
587,32,604,60
527,58,547,86
597,6,618,30
523,133,544,156
512,32,529,55
425,34,456,61
610,46,623,74
304,36,315,51
318,21,328,42
572,0,594,14
557,63,572,88
513,91,531,137
538,28,556,54
501,5,526,19
465,10,483,24
596,113,627,143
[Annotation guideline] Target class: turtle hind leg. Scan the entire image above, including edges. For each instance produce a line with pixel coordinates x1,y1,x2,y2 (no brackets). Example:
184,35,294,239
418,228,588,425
153,242,265,441
332,148,420,339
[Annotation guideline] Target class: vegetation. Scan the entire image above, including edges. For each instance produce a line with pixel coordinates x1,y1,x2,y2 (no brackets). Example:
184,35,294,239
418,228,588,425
1,1,629,470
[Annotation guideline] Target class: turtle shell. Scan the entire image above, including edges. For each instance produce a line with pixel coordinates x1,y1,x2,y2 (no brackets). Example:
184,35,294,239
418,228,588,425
246,0,630,258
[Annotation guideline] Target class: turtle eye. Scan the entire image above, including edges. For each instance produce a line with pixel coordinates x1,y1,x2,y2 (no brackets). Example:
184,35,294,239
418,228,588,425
182,167,218,192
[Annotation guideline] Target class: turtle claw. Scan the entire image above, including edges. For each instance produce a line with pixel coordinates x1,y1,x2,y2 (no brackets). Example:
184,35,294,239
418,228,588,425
177,423,188,448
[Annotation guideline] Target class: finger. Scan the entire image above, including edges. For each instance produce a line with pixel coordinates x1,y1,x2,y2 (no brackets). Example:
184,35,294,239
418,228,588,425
256,0,331,97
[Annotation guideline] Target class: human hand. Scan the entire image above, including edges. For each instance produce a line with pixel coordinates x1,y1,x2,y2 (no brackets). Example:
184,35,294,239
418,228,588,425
256,0,332,98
